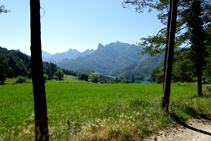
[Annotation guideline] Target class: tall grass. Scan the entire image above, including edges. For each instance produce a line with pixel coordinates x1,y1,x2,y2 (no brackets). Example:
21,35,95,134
0,77,210,140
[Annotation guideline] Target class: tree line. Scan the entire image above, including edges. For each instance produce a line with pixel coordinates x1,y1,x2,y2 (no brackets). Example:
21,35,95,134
0,46,79,84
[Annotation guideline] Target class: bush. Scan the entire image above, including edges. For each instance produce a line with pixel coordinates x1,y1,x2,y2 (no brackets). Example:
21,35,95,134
15,76,29,84
78,73,89,81
43,74,48,83
54,69,64,80
89,73,100,83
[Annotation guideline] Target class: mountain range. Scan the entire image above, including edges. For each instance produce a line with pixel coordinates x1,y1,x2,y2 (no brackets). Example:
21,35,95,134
42,41,164,80
42,49,95,63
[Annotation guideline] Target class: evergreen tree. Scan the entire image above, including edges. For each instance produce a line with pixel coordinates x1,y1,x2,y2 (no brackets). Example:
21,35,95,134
187,0,208,96
131,75,135,83
54,69,64,80
0,56,7,84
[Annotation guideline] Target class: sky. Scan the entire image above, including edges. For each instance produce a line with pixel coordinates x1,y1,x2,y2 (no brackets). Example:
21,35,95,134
1,0,165,55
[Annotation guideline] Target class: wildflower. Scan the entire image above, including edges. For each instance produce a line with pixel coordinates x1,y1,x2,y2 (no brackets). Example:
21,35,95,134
136,112,139,116
133,111,136,114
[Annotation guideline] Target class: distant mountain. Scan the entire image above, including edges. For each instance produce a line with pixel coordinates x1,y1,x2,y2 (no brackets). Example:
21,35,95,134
111,53,164,80
74,49,95,59
42,49,95,63
42,50,52,58
57,41,162,78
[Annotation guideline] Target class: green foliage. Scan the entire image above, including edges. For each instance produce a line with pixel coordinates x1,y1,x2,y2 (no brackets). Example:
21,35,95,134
186,0,209,92
110,53,163,80
62,69,77,76
15,76,29,84
115,77,122,84
0,5,11,14
123,0,211,57
43,62,58,80
89,72,100,83
0,56,7,84
77,73,89,81
43,74,48,83
131,75,135,83
0,47,63,80
98,75,115,84
54,69,64,80
0,47,31,78
150,67,160,82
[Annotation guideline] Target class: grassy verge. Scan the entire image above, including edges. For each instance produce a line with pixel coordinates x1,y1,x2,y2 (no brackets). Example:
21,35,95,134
0,77,210,140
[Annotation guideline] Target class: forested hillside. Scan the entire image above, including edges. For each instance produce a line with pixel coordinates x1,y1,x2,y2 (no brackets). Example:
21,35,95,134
0,46,31,78
0,46,69,80
58,42,164,80
111,53,164,80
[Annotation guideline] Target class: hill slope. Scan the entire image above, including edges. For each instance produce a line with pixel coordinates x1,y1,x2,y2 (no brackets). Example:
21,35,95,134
58,42,164,80
58,42,149,74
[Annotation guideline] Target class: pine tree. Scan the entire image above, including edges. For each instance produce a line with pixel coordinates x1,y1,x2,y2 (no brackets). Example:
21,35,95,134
0,56,7,84
187,0,208,96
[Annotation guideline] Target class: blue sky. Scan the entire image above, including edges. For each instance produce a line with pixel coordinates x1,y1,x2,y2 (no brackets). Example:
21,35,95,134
1,0,164,55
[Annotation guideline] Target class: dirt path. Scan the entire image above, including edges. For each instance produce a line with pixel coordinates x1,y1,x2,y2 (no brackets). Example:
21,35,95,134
144,118,211,141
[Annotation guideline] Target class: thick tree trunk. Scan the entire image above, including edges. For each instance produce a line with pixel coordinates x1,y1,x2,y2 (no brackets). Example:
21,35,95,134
30,0,49,140
161,0,178,112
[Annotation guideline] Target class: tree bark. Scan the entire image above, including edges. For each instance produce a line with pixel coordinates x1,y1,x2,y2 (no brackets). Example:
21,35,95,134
30,0,49,140
161,0,178,112
197,68,203,95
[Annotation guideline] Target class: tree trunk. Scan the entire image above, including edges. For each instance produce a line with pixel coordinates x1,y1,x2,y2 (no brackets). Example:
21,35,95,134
30,0,49,140
197,70,202,95
161,0,178,112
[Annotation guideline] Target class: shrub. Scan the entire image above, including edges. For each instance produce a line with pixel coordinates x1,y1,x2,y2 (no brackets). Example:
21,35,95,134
15,76,29,84
54,69,64,80
89,73,100,83
78,73,89,81
43,74,48,83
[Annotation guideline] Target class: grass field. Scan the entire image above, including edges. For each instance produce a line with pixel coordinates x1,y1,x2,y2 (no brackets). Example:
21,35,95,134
0,75,211,140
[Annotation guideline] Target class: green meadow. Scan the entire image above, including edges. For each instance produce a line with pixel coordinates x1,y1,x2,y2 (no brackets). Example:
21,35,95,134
0,75,211,140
